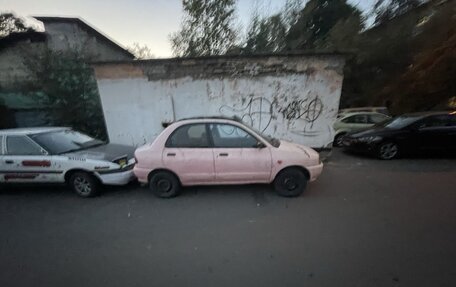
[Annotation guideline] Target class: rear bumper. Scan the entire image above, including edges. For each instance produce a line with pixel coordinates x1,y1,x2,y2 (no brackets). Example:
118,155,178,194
96,168,136,186
133,166,151,184
307,162,324,182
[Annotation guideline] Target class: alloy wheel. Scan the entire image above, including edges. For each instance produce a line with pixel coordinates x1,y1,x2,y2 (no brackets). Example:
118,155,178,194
380,143,398,160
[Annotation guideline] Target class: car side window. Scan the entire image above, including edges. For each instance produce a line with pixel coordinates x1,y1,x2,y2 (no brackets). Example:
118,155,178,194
166,124,209,148
418,116,451,129
0,136,3,154
342,115,367,124
6,136,46,155
210,124,258,148
369,114,388,124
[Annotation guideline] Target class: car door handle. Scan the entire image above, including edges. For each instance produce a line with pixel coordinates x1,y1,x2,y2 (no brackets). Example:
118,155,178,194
167,153,176,157
5,160,14,164
219,153,229,157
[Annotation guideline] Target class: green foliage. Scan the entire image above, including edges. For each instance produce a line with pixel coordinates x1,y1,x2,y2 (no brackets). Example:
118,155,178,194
25,49,107,140
170,0,237,57
375,4,456,113
241,0,363,54
0,12,33,38
243,13,287,54
285,0,363,51
373,0,422,25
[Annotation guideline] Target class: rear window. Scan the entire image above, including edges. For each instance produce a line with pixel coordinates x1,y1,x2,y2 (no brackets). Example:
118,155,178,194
166,124,209,148
6,136,43,155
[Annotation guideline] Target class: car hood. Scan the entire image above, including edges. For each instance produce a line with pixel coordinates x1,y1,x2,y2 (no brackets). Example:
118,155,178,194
63,143,136,162
349,127,397,138
277,140,318,158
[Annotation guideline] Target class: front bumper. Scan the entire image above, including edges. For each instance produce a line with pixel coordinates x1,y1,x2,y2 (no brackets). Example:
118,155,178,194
96,165,136,185
307,162,324,182
342,138,377,155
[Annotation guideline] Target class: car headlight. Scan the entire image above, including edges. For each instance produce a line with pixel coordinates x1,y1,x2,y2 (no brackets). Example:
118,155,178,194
357,136,382,143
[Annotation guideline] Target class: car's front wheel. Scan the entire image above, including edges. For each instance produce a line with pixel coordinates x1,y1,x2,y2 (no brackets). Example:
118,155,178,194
377,142,399,160
333,133,346,147
69,172,100,197
149,171,181,198
273,168,308,197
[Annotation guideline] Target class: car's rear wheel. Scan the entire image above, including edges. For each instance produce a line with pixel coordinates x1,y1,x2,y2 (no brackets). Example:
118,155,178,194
333,133,346,147
377,142,399,160
69,172,100,197
149,171,181,198
273,168,308,197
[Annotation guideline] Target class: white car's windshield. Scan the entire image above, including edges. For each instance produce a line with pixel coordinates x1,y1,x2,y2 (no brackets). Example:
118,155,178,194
30,130,104,154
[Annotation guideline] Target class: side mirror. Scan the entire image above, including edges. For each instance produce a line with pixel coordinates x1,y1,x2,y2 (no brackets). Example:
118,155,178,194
255,142,266,149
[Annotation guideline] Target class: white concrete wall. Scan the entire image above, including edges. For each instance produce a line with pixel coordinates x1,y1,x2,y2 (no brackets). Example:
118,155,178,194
95,56,344,148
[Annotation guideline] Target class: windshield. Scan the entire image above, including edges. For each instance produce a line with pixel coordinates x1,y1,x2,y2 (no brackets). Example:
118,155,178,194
380,116,422,129
245,124,281,148
30,130,104,154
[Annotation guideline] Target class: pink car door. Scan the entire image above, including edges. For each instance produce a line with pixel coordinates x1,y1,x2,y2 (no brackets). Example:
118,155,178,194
162,123,215,185
209,123,272,183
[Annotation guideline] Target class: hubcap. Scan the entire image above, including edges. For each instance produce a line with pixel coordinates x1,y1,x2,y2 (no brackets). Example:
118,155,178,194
74,177,92,194
283,177,298,191
157,179,172,193
380,143,398,159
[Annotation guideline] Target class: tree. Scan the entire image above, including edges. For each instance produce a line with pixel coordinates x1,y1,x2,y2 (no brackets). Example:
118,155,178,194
127,42,155,59
170,0,237,57
242,0,303,55
0,12,33,38
243,13,287,54
24,49,107,139
285,0,363,50
372,0,422,25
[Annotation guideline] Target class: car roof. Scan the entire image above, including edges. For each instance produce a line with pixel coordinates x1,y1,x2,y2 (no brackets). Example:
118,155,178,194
339,111,390,118
400,111,455,118
174,117,244,125
177,116,243,122
0,127,69,136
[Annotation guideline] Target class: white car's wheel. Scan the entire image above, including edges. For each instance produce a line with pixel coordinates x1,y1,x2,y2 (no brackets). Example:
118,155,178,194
333,133,346,147
69,172,100,197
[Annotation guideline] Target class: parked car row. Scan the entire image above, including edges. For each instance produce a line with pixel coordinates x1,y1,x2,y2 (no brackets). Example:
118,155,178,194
2,111,454,198
336,111,456,160
0,117,323,198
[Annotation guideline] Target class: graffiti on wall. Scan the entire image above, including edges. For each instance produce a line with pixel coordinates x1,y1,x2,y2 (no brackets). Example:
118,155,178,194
278,95,323,128
220,96,273,133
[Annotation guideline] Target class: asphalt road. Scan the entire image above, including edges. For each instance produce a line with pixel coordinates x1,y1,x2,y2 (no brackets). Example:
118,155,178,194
1,150,456,287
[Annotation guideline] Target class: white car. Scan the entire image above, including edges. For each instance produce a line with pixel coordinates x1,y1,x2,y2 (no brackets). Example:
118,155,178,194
333,112,391,146
0,127,136,197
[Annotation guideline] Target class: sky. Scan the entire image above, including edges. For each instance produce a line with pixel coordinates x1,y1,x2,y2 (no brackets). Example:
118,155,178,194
0,0,376,58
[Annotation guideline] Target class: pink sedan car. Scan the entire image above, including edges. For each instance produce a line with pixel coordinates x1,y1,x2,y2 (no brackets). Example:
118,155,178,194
134,117,323,198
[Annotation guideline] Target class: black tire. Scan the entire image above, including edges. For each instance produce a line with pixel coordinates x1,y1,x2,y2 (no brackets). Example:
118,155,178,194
273,168,308,197
69,172,100,197
333,133,346,147
149,171,181,198
377,142,399,160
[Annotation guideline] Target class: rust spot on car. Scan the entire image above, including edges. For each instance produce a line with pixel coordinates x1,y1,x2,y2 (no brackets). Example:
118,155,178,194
277,160,283,164
22,160,51,167
5,174,39,180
